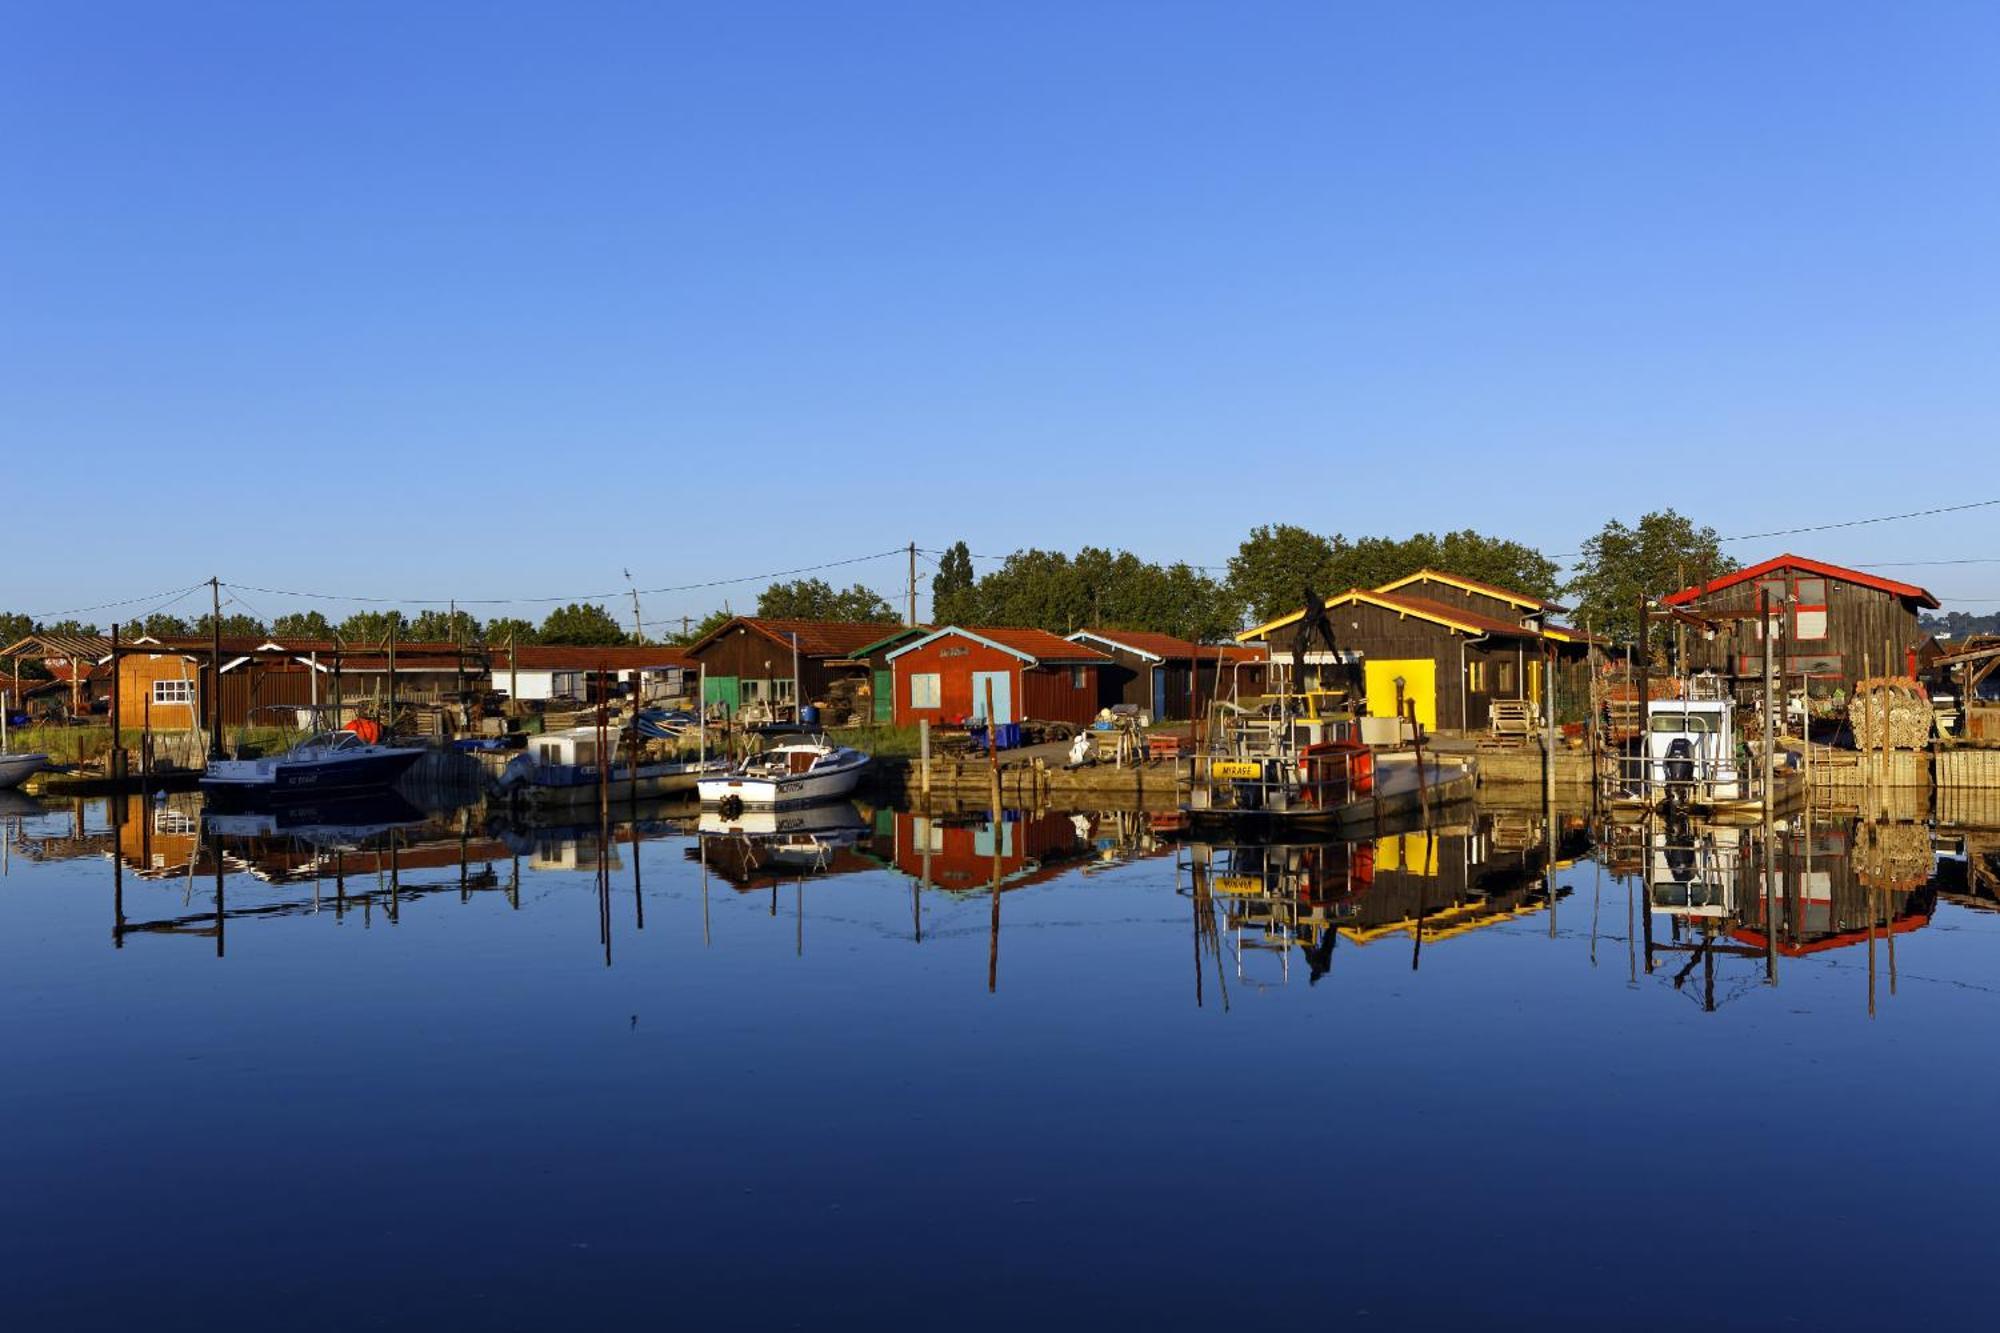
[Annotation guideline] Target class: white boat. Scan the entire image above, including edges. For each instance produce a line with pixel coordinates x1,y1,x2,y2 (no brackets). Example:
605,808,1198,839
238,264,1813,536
1643,682,1743,801
697,738,871,807
202,728,428,804
495,725,726,809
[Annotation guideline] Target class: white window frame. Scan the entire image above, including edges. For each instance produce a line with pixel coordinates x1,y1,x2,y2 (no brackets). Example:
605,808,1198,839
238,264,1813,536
151,678,196,706
909,673,942,708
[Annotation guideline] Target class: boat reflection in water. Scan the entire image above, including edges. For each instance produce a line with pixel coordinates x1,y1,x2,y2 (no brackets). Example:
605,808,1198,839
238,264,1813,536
1180,809,1587,990
1634,809,1939,1011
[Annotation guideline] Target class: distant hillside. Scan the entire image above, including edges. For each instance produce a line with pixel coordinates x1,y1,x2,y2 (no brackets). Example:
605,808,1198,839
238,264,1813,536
1921,611,2000,638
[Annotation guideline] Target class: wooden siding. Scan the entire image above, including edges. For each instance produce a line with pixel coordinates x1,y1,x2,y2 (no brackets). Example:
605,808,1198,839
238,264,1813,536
1388,576,1535,628
1677,567,1924,694
1290,599,1538,732
892,634,1099,727
686,623,864,705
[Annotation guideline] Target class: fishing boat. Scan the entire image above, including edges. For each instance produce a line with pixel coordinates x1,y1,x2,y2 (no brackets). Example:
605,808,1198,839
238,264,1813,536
0,696,50,790
495,724,727,810
201,722,427,805
1184,695,1474,839
697,736,871,809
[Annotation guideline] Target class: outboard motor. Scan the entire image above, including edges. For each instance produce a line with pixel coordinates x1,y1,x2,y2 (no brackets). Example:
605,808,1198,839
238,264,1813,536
1663,735,1697,799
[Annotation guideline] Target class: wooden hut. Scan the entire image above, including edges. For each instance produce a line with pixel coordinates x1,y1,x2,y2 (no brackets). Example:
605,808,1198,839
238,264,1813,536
684,618,909,715
1661,554,1940,696
1063,630,1267,721
887,626,1108,728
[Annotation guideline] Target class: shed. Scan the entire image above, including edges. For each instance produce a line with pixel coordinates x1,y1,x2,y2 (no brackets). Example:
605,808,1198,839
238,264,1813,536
684,618,911,715
1237,589,1543,732
888,626,1109,728
488,644,696,703
1063,630,1268,721
1662,554,1940,695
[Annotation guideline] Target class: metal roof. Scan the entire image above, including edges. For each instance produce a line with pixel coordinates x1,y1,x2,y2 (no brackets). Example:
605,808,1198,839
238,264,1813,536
1662,554,1940,610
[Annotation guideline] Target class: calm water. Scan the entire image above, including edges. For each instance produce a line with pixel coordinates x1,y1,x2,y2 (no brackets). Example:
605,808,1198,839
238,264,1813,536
2,791,1997,1330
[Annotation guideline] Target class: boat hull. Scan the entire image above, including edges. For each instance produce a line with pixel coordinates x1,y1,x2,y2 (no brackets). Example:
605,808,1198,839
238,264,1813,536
1184,759,1477,842
201,748,428,805
0,753,50,790
697,760,868,807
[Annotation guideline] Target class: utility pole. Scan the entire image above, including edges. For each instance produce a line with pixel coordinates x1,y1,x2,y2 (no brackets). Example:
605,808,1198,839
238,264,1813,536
680,615,692,641
209,576,223,759
907,541,918,626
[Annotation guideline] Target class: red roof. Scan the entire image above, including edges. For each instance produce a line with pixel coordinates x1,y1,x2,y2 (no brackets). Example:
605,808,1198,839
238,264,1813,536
964,626,1110,663
689,618,907,659
1071,630,1267,662
1662,554,1939,610
497,645,694,671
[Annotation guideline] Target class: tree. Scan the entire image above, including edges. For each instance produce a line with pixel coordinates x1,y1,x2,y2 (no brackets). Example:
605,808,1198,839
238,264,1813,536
337,610,406,645
406,608,481,643
139,612,193,639
538,602,628,646
1566,509,1736,644
675,608,734,645
0,611,31,649
931,541,977,625
271,610,333,639
193,612,267,638
944,546,1239,639
1228,525,1340,625
755,579,896,623
482,616,539,648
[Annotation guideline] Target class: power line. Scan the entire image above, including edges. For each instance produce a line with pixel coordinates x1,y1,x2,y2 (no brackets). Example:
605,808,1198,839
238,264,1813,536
26,581,210,622
223,547,911,608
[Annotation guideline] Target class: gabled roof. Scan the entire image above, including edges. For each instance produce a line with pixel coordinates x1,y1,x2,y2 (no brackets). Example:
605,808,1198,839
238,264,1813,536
1239,589,1541,644
886,625,1112,666
1066,629,1267,663
686,617,907,659
1662,554,1940,610
1375,569,1564,613
846,625,934,659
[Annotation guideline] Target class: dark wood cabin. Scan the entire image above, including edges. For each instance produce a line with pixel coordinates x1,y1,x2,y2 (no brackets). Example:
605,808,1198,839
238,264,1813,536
1238,589,1547,733
685,618,910,715
1064,630,1268,721
889,626,1107,728
1662,555,1939,698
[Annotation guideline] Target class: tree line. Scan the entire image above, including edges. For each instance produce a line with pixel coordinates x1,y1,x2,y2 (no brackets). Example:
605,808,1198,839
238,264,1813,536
2,510,1742,667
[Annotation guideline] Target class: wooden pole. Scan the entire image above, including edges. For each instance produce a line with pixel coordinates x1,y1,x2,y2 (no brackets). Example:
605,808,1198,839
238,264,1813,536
508,627,518,706
907,541,917,626
209,576,223,759
386,618,398,736
109,622,124,783
919,718,932,801
1636,597,1651,799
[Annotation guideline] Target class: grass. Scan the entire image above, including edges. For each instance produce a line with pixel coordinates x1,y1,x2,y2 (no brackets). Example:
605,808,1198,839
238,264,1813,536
822,723,930,758
2,723,305,766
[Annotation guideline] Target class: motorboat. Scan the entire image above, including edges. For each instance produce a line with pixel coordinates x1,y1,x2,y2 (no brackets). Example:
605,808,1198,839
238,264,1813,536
201,727,427,804
0,699,50,790
697,737,871,808
0,752,52,791
495,724,726,810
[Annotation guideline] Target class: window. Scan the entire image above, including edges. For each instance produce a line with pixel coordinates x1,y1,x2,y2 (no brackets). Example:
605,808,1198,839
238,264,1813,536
909,673,941,708
772,678,796,702
1069,666,1086,689
1466,660,1488,692
152,678,195,706
741,678,769,702
1496,660,1518,694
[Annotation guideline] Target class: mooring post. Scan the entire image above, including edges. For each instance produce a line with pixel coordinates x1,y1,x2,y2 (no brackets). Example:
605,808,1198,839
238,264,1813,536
108,622,124,785
1636,597,1651,800
919,718,931,802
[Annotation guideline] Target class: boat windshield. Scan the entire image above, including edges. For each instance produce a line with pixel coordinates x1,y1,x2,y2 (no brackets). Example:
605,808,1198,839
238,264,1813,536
1650,712,1720,734
294,730,369,754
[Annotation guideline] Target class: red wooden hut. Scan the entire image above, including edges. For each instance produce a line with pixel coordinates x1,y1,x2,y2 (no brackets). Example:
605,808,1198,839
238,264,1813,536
887,626,1108,728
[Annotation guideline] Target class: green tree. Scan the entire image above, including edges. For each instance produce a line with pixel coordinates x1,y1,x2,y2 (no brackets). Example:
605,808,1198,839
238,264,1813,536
337,610,407,645
193,612,268,639
1566,509,1736,644
138,612,194,639
271,610,333,639
1228,525,1341,625
675,608,735,645
930,542,977,625
538,602,628,646
406,608,481,643
482,616,539,648
755,578,896,623
1324,530,1559,602
0,611,31,645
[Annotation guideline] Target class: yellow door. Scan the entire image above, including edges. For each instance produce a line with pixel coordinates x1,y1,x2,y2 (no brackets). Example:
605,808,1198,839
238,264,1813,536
1364,659,1436,730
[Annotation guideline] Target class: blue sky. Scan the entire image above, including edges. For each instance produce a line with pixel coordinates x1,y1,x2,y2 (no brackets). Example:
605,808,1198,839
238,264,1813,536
5,1,1997,628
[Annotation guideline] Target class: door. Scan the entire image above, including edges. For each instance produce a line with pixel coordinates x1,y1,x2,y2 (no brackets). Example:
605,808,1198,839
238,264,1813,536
1152,667,1168,722
873,669,893,723
1364,659,1436,730
703,674,740,712
970,671,1013,725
